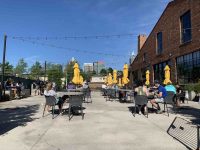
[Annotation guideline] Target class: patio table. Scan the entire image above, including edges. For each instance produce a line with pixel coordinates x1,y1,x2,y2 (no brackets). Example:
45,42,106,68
57,91,83,97
67,89,83,92
117,89,134,102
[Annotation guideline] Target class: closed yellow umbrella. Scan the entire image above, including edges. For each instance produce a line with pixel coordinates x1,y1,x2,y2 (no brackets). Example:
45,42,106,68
145,70,150,86
113,70,118,84
122,64,129,85
107,73,113,85
104,76,108,84
163,65,171,85
118,78,123,87
77,69,80,84
72,63,80,85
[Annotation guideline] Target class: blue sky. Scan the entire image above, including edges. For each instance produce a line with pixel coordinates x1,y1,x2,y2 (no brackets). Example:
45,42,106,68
0,0,170,70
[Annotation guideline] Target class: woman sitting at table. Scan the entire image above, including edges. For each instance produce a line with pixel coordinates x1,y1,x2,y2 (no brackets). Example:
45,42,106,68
134,80,149,114
44,82,64,114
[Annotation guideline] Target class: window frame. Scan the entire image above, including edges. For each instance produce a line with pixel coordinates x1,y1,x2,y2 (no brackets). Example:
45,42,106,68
180,10,192,44
156,32,163,54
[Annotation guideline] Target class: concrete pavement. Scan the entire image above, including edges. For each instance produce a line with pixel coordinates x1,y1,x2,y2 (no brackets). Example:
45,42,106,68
0,91,193,150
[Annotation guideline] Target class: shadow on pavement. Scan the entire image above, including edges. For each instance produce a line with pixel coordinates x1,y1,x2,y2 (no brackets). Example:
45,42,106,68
0,104,40,135
176,104,200,125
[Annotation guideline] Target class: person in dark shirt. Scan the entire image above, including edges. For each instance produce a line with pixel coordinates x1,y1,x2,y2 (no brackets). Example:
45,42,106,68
150,80,167,114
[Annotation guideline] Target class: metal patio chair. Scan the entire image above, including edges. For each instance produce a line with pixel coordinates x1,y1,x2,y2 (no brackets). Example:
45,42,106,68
43,96,58,119
156,91,176,116
106,89,116,101
68,94,84,121
134,95,148,118
83,88,92,103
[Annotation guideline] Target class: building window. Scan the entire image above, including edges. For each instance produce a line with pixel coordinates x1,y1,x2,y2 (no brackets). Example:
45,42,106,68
180,10,192,44
176,50,200,83
157,32,163,54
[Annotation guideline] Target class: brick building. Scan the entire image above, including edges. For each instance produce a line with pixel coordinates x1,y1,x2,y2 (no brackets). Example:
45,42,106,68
130,0,200,85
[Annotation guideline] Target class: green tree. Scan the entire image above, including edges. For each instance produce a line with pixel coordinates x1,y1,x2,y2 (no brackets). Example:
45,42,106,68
14,58,28,77
30,61,43,79
100,68,107,76
117,70,123,76
107,67,113,74
92,70,96,75
47,63,63,89
0,61,14,75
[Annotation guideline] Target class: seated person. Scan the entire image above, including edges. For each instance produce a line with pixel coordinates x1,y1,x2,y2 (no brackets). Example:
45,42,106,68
5,78,12,90
16,81,23,98
134,80,149,114
165,82,177,106
150,80,167,114
83,82,89,89
44,82,64,113
165,82,176,94
175,83,185,106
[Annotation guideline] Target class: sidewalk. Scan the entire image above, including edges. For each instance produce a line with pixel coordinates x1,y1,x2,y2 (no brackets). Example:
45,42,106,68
0,92,195,150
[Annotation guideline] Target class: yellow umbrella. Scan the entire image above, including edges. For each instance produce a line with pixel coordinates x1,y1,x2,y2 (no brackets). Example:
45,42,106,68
113,70,118,84
163,65,172,85
72,63,80,85
122,64,129,85
145,70,150,86
107,73,113,85
118,78,123,87
104,76,108,84
77,69,80,84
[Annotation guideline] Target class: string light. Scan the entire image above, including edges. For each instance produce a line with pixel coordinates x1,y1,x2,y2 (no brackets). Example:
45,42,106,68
11,33,137,40
11,38,128,58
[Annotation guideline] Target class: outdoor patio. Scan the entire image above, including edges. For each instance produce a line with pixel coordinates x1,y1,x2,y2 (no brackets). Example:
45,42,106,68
0,91,199,150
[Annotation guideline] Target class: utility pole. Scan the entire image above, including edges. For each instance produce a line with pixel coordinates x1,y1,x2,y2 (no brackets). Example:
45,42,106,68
1,34,7,98
97,61,99,75
44,61,46,82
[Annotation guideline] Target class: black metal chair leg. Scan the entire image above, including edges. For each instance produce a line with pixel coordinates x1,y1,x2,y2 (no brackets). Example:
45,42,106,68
166,104,169,117
164,103,166,112
52,106,55,119
147,108,148,118
134,105,136,117
81,104,84,120
68,105,71,121
173,104,176,114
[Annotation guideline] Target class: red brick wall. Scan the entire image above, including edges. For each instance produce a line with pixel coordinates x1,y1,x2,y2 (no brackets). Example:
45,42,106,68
130,0,200,84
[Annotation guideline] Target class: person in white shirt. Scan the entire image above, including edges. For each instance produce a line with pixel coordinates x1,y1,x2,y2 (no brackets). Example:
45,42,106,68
102,84,107,89
44,82,64,113
83,82,89,89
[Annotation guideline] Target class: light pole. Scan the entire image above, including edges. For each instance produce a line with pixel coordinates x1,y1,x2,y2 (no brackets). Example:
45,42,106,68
1,34,7,99
44,61,46,82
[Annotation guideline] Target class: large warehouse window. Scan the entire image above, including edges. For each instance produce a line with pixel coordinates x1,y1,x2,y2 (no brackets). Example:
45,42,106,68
176,50,200,83
157,32,163,54
180,10,192,44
